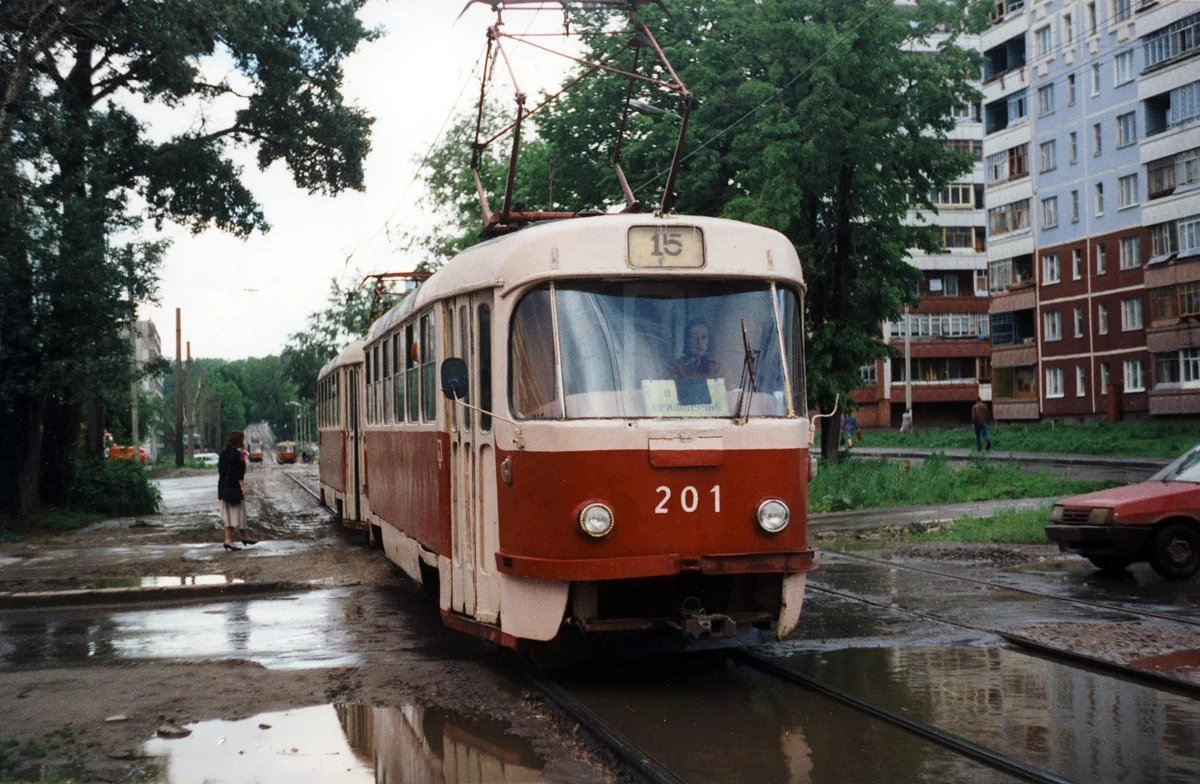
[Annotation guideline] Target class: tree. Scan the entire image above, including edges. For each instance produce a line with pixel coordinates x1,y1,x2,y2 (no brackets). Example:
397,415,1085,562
0,0,375,518
418,0,985,459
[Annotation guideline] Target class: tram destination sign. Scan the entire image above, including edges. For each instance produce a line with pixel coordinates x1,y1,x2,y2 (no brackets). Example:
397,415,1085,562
628,225,705,269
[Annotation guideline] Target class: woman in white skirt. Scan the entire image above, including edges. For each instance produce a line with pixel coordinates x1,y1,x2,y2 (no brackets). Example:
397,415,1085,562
217,431,255,550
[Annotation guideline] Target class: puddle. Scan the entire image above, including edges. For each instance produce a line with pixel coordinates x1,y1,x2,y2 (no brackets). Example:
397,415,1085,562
83,574,243,589
781,646,1200,784
0,589,376,669
141,703,547,783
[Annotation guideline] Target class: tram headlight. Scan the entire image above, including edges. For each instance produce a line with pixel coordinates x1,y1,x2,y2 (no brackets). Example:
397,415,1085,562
579,503,615,538
757,499,790,533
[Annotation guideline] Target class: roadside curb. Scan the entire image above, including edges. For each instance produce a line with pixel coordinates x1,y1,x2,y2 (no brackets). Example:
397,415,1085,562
0,580,314,610
852,448,1169,471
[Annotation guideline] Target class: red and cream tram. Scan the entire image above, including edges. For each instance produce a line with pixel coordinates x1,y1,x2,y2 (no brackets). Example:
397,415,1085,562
319,213,816,649
317,340,367,528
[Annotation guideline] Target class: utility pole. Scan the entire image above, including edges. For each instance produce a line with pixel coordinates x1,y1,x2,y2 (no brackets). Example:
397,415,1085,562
174,309,183,467
902,304,914,433
186,342,194,461
130,322,139,448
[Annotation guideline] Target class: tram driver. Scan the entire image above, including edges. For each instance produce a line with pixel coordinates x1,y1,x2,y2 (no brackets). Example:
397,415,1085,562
671,319,723,380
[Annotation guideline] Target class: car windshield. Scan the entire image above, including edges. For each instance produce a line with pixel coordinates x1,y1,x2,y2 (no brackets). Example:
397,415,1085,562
510,279,804,419
1150,445,1200,482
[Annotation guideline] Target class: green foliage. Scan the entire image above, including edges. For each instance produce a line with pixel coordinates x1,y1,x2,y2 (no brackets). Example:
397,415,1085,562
1,0,375,517
68,458,161,517
809,454,1112,513
414,0,987,459
911,506,1056,545
865,421,1200,459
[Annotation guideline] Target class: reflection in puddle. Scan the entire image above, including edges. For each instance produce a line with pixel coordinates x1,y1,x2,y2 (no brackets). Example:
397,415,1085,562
86,574,240,588
783,646,1200,784
142,703,546,783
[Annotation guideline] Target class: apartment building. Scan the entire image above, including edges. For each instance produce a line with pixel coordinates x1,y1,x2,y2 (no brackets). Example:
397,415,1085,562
132,318,163,460
853,29,990,428
1139,3,1200,415
981,0,1200,421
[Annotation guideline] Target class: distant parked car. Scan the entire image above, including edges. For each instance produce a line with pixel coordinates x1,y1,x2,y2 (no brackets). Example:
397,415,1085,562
193,452,220,468
1046,445,1200,579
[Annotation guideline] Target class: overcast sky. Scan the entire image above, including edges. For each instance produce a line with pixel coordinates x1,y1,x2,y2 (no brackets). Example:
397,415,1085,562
141,1,573,360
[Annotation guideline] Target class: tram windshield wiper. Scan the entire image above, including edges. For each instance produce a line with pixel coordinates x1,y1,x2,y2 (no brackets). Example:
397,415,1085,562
733,318,760,423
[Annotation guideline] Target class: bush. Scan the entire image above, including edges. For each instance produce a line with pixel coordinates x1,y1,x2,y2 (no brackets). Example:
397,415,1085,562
69,457,161,516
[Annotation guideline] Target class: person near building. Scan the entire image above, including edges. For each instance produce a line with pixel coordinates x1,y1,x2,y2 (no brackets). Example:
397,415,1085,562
971,397,992,452
842,410,861,449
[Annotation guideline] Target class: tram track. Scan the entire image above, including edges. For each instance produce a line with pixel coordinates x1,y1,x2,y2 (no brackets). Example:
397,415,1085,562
281,469,322,502
824,549,1200,629
806,575,1200,696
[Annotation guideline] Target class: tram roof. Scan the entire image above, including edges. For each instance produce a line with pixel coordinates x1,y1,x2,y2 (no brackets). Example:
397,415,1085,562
318,339,365,379
365,213,803,343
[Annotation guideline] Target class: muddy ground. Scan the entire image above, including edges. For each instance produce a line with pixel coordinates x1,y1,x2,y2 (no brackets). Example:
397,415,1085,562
0,466,622,783
0,464,1196,782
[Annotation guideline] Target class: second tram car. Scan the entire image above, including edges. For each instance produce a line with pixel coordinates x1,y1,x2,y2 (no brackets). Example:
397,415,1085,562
319,213,816,649
318,340,367,528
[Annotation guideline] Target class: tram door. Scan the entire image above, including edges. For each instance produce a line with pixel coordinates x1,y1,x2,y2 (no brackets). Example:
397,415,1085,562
347,363,362,521
448,294,500,623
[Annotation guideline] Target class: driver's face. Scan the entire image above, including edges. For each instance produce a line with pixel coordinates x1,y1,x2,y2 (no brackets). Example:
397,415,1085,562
687,324,709,356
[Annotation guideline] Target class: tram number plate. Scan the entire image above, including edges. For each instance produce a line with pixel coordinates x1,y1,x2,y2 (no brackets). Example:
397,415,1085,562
628,226,705,269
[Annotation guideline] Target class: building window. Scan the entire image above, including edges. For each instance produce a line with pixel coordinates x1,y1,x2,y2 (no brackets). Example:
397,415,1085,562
1076,365,1087,397
1039,140,1057,172
1008,90,1027,122
1100,362,1110,393
858,363,877,385
1072,248,1083,279
1042,252,1060,284
1095,182,1105,216
1147,147,1200,200
1118,174,1138,208
1070,190,1080,222
1146,81,1200,137
1068,131,1077,164
1035,25,1052,57
1064,13,1074,45
989,198,1031,236
1119,236,1140,269
1067,73,1076,105
1074,306,1084,337
1044,310,1062,341
1041,196,1059,228
947,138,984,160
1046,367,1064,398
1155,348,1200,389
1097,242,1107,274
1151,214,1200,259
1121,297,1143,331
1124,359,1145,392
933,183,975,208
1098,303,1109,334
1117,112,1137,147
1142,11,1200,71
1114,49,1134,85
986,144,1029,183
1038,83,1055,116
1086,2,1097,36
1091,62,1101,95
1093,122,1103,156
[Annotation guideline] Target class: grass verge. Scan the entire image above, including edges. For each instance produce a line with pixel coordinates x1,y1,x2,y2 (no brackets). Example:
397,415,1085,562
809,453,1111,513
861,420,1200,458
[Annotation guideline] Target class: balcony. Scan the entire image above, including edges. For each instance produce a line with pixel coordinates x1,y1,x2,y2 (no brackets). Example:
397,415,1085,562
983,36,1027,84
1142,10,1200,74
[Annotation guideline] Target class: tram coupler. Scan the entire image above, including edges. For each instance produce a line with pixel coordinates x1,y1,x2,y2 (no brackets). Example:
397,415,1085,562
670,599,736,639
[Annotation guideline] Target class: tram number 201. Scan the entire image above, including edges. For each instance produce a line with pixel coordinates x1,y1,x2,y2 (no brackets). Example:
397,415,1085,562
655,485,721,514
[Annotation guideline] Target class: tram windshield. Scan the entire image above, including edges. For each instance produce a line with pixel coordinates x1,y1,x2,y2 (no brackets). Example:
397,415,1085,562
510,280,804,419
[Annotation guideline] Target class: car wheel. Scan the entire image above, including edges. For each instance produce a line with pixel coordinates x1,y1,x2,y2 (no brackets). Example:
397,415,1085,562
1149,523,1200,580
1086,555,1132,574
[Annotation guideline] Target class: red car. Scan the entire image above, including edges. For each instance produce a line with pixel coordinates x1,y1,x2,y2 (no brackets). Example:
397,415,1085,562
1046,447,1200,579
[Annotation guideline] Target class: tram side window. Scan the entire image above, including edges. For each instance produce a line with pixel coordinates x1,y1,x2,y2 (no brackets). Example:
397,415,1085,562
383,338,392,424
510,287,561,418
393,333,404,425
459,305,472,430
373,344,382,424
421,312,437,422
332,374,340,427
406,322,420,422
365,350,373,424
479,303,492,432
